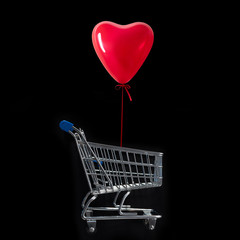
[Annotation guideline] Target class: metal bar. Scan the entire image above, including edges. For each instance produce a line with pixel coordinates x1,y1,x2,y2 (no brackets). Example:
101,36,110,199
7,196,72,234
82,191,92,208
146,154,153,183
91,156,156,167
103,147,114,186
88,206,158,212
73,127,113,189
92,182,161,195
119,151,128,186
91,146,103,187
154,154,162,184
82,215,161,221
89,141,163,157
100,147,110,190
113,151,125,187
81,194,98,220
126,152,134,185
113,191,121,207
140,154,147,184
94,169,155,176
84,145,99,186
111,149,121,188
134,153,141,188
118,191,137,216
107,148,117,187
88,172,155,179
74,138,92,192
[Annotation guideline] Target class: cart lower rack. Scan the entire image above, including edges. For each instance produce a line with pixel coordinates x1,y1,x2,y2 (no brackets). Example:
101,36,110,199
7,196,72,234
60,120,163,232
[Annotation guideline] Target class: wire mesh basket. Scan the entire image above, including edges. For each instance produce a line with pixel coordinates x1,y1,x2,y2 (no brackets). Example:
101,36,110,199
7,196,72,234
60,120,163,232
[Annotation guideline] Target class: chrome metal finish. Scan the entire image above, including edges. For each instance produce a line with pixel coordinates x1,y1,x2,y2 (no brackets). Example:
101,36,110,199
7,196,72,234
118,191,137,216
64,123,163,232
113,191,131,208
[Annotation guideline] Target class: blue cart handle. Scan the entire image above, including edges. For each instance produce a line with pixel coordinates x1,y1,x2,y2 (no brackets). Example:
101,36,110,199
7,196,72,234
59,120,74,132
59,120,103,165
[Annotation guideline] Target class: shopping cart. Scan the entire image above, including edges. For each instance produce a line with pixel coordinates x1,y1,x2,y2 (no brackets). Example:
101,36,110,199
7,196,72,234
59,120,163,232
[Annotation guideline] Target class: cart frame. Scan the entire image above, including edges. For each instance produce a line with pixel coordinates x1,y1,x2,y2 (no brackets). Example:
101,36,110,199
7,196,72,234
60,120,163,232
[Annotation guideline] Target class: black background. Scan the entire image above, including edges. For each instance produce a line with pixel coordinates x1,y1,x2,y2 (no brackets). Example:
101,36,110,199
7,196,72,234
4,2,224,240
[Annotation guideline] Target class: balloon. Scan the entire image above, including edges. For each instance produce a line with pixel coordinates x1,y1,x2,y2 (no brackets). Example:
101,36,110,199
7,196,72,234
92,21,154,84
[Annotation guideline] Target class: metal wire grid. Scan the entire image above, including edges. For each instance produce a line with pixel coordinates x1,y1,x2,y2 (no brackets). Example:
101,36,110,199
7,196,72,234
76,137,162,194
60,121,163,231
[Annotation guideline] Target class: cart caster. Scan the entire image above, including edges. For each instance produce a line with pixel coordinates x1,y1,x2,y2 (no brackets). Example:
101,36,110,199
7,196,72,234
144,218,157,230
86,220,97,233
88,226,96,233
85,210,97,233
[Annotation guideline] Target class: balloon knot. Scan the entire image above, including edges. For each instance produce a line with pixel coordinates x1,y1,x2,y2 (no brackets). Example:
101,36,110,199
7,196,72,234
115,84,132,101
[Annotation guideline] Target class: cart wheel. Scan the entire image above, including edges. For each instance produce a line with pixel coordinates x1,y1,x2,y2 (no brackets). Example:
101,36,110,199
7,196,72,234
85,210,97,233
86,220,97,233
148,218,157,230
149,224,155,230
88,226,96,233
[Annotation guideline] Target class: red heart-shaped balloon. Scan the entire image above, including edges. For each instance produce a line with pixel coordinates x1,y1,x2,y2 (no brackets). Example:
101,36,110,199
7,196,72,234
92,21,154,84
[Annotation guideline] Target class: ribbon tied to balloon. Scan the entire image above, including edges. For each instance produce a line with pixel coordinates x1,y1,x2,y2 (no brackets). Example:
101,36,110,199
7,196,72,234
92,21,154,146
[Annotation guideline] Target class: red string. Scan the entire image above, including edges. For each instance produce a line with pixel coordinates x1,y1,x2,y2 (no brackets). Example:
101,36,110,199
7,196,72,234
115,84,132,147
115,84,132,101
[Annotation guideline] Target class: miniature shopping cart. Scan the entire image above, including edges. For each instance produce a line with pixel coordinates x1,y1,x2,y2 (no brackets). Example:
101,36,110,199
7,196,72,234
59,120,163,232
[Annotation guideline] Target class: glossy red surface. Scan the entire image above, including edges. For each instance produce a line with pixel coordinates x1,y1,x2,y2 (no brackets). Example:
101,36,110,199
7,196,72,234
92,21,154,84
